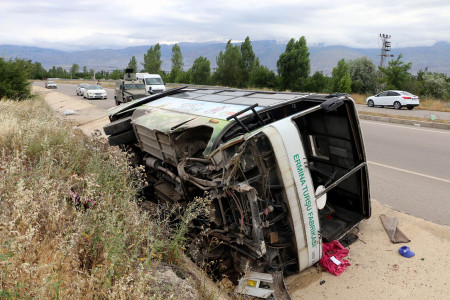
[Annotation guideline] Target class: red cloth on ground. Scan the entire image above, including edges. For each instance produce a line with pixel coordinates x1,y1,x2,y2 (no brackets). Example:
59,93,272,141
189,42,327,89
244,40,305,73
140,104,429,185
319,240,351,276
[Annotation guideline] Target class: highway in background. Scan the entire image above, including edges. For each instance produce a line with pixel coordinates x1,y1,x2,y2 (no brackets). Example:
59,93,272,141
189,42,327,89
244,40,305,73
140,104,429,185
35,82,116,110
35,82,450,225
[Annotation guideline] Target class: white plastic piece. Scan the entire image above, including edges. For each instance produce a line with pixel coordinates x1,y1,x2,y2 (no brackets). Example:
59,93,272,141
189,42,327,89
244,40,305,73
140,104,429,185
330,256,341,265
63,110,75,115
235,272,274,299
315,185,327,209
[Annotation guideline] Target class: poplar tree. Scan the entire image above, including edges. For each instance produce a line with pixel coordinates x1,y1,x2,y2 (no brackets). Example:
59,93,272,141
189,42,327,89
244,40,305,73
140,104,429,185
143,43,162,74
71,63,80,74
331,59,352,93
277,36,310,91
240,36,258,86
170,44,184,82
189,56,211,85
214,40,243,87
127,56,138,72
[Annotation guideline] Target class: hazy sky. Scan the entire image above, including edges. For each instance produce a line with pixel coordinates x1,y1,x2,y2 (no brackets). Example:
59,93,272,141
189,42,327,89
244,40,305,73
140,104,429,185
1,0,449,51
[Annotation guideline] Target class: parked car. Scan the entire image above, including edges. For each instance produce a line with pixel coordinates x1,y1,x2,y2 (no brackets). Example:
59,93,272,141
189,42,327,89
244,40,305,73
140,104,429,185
103,87,371,297
76,84,89,96
83,85,108,99
45,81,57,89
366,90,419,110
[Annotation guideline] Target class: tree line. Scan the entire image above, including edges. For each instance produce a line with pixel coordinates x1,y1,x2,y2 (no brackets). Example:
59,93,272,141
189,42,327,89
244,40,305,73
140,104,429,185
1,36,449,100
133,36,450,100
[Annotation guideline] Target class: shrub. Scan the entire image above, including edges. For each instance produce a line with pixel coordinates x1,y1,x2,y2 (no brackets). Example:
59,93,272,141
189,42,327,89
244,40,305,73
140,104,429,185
348,57,377,94
250,65,277,89
0,58,32,100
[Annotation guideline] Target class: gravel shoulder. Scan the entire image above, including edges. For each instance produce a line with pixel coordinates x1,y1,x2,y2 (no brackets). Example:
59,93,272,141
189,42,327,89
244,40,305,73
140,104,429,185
35,86,450,299
355,103,450,121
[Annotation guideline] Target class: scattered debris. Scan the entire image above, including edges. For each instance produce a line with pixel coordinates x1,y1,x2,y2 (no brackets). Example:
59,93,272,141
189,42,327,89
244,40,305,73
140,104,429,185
398,246,415,258
63,110,76,115
320,280,326,285
92,129,102,137
340,232,359,247
235,272,274,299
320,241,351,276
380,214,410,243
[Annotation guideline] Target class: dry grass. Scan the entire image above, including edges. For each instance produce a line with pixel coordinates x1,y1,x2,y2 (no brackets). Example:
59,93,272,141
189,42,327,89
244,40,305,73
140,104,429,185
350,93,368,105
417,97,450,112
0,97,211,299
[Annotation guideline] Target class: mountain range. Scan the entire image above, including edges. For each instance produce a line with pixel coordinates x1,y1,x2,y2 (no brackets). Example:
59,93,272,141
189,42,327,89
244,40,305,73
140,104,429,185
1,41,449,75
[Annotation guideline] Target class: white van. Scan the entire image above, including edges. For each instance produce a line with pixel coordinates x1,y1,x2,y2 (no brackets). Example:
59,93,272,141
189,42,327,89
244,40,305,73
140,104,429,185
135,73,166,94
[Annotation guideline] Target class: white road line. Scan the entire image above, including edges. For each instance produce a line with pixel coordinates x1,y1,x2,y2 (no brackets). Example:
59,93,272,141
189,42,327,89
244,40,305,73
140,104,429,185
361,120,450,134
368,161,450,183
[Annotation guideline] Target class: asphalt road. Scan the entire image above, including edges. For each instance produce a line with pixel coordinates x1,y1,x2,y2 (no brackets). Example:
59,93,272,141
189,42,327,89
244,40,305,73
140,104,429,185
36,82,116,110
361,121,450,225
35,82,450,226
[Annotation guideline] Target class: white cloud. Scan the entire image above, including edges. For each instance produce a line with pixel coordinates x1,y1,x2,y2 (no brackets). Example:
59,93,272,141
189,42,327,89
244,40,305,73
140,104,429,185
0,0,449,50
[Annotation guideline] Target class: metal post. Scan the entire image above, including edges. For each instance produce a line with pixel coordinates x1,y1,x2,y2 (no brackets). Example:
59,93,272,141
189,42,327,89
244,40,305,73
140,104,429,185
377,34,394,93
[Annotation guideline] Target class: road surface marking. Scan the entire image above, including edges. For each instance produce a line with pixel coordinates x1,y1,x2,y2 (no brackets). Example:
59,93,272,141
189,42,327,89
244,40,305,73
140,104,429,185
368,161,450,183
361,120,450,135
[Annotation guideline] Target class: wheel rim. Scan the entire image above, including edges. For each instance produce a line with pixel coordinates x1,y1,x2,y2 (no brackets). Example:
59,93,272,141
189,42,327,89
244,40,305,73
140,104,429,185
368,100,374,107
394,102,401,109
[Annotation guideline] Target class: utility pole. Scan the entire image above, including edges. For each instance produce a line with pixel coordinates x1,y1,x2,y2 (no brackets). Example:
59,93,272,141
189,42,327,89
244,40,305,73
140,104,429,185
377,34,394,93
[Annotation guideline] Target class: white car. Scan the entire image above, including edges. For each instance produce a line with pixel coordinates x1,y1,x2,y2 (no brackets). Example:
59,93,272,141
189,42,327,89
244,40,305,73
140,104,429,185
366,90,419,110
76,84,89,96
45,81,57,89
83,85,107,100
